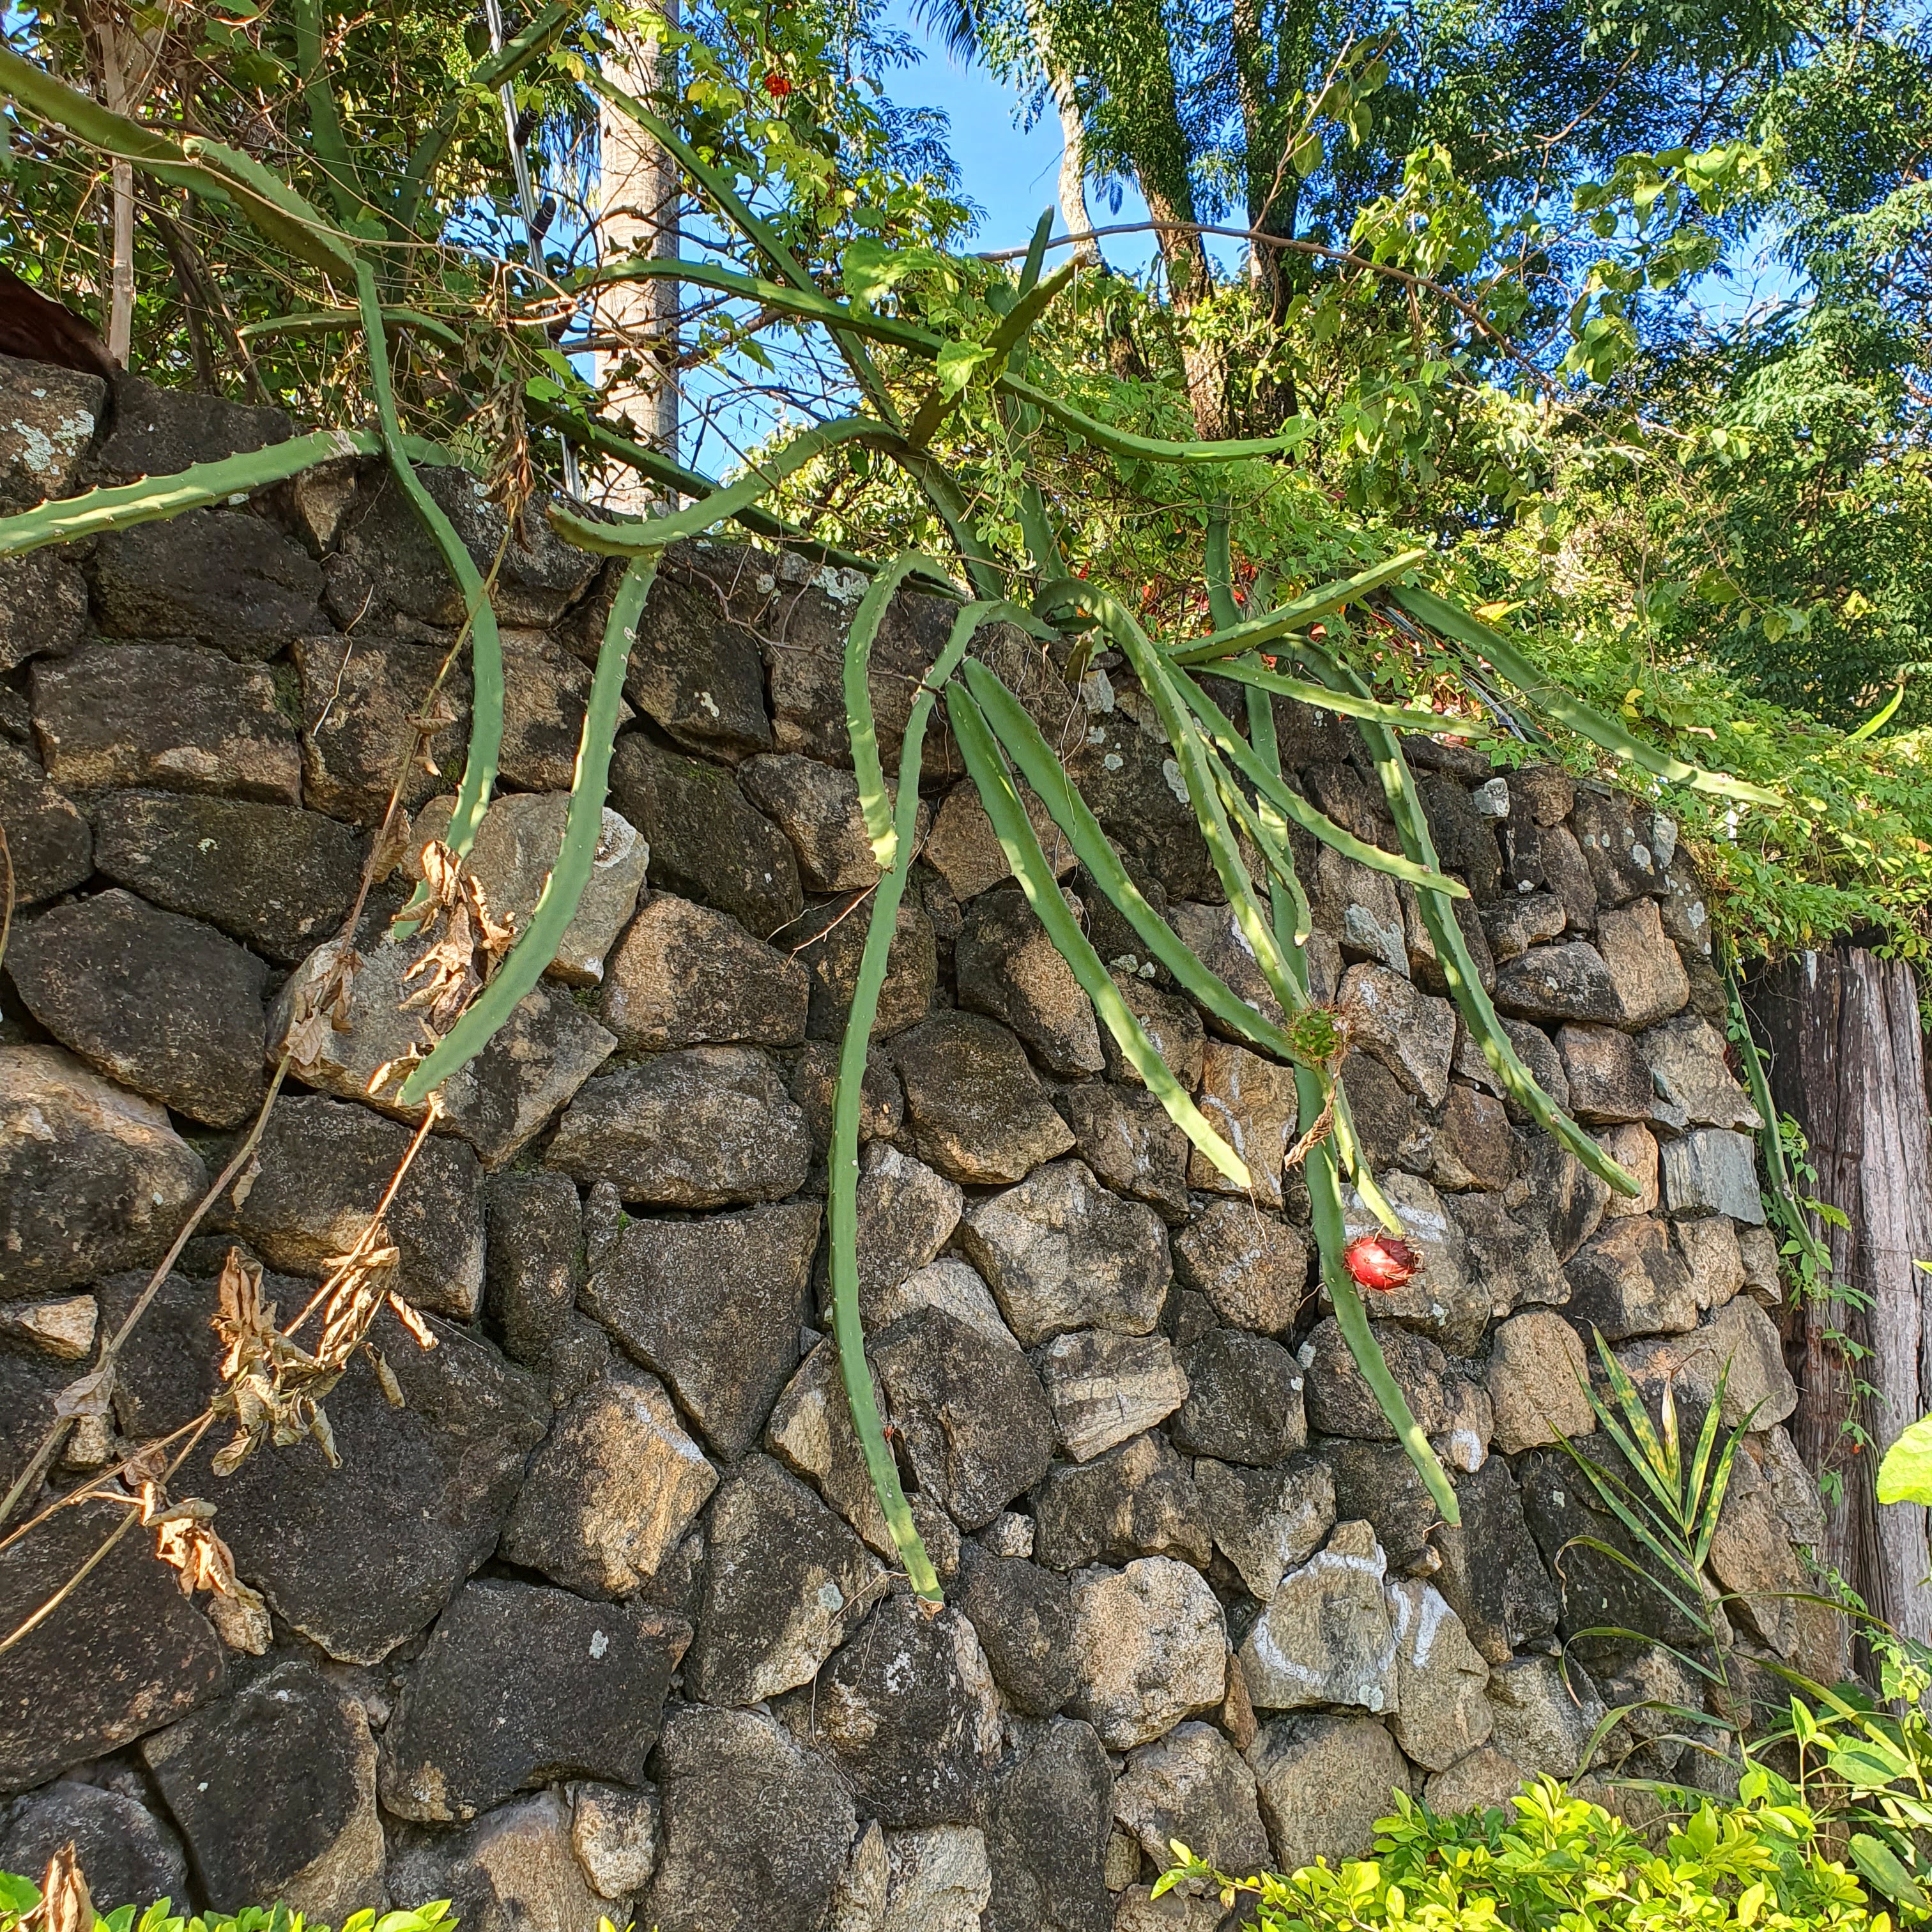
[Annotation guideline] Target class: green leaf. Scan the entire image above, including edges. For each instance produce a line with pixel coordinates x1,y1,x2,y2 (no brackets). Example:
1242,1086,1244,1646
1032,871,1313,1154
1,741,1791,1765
1850,1832,1931,1910
0,1875,40,1917
841,236,901,304
1877,1412,1932,1506
935,339,994,397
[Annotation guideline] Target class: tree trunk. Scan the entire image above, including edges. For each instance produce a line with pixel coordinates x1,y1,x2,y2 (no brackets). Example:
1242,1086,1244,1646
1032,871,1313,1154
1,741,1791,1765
595,4,680,497
1756,946,1932,1648
1022,0,1098,264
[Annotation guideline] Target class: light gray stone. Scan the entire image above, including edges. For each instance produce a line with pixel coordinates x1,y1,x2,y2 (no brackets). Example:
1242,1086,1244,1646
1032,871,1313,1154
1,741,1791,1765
1100,974,1207,1092
1676,1215,1746,1310
1239,1521,1397,1714
1340,1170,1487,1353
961,1160,1172,1346
0,354,103,511
1068,1558,1227,1748
1170,901,1287,1032
405,791,647,986
1114,1722,1269,1875
870,1257,1013,1347
1492,942,1621,1026
1660,1128,1765,1225
848,1142,963,1304
1563,1217,1698,1340
1484,1311,1593,1453
1245,1715,1410,1873
1194,1457,1336,1602
1485,1653,1604,1778
1036,1330,1190,1462
926,776,1075,901
1639,1015,1762,1131
1031,1431,1211,1572
500,1367,717,1598
1595,898,1689,1028
0,1294,95,1360
1058,1084,1191,1225
0,1045,206,1298
270,935,617,1167
1188,1041,1299,1209
1386,1579,1492,1771
569,1782,658,1899
1422,1745,1526,1815
436,1790,618,1932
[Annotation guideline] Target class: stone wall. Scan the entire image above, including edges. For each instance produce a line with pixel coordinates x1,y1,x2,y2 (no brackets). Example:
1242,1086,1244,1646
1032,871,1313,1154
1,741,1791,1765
0,352,1833,1932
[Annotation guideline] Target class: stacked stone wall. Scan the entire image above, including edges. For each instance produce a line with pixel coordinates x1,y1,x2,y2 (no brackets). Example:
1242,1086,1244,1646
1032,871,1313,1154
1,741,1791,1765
0,353,1832,1932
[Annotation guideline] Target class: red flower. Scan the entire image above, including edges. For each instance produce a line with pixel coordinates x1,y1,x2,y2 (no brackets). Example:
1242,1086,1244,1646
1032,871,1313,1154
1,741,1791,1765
1345,1233,1421,1292
762,71,792,97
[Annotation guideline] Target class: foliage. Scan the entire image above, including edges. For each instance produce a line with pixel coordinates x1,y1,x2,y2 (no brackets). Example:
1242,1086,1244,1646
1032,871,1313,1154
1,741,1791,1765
1874,1416,1932,1509
1158,1775,1888,1932
0,1876,466,1932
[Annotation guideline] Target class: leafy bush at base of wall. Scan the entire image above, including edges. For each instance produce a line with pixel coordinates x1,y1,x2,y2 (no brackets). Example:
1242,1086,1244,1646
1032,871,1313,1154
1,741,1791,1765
0,1880,464,1932
1160,1775,1890,1932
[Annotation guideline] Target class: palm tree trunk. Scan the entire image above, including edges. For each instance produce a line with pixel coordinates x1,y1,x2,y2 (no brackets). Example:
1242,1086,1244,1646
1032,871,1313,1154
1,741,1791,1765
596,3,680,494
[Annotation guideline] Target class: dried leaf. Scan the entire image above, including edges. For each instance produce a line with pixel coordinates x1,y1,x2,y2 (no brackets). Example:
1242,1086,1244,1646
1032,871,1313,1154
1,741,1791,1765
365,1342,406,1407
207,1579,272,1654
42,1843,91,1932
386,1291,438,1352
52,1362,115,1422
309,1400,340,1467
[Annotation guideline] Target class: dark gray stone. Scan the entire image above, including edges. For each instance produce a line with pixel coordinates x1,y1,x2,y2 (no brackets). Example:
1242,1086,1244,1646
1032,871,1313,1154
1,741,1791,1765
485,1171,583,1370
599,893,808,1050
1056,1083,1192,1225
1456,1015,1571,1121
0,1783,186,1913
981,1717,1114,1932
786,1597,1001,1827
1318,1439,1446,1577
1303,1317,1478,1441
1492,942,1621,1025
98,1269,225,1442
33,644,302,805
398,1791,606,1932
0,355,106,511
1418,774,1505,902
1519,1436,1706,1649
581,1200,822,1460
1430,1457,1561,1666
1563,1217,1698,1340
1170,1330,1305,1466
891,1012,1077,1186
1446,1192,1571,1313
1068,704,1220,902
145,1660,383,1921
381,1578,689,1821
0,1347,66,1509
1099,972,1206,1091
606,734,802,940
500,632,633,793
1031,1431,1210,1571
956,1552,1080,1717
845,1140,962,1304
291,632,471,825
1075,859,1177,988
0,741,89,904
226,1092,486,1319
1571,789,1667,903
645,1705,857,1932
91,792,364,962
547,1048,811,1208
739,753,913,893
620,560,773,760
686,1455,882,1706
93,510,325,661
786,1039,903,1154
1482,890,1567,962
7,889,266,1128
873,1306,1056,1529
335,466,597,629
1172,1202,1310,1336
96,374,288,480
1339,1052,1422,1171
187,1307,548,1663
0,1498,225,1796
0,1045,207,1300
798,895,935,1041
956,886,1103,1076
1432,1084,1516,1191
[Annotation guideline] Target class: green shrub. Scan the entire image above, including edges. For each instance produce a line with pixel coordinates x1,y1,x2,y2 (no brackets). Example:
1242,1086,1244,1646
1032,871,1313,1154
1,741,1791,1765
0,1878,459,1932
1160,1774,1888,1932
